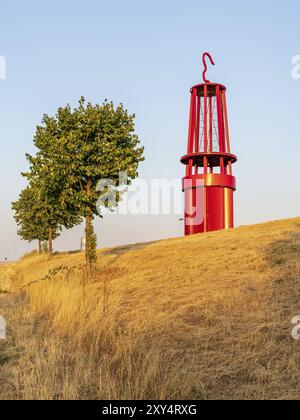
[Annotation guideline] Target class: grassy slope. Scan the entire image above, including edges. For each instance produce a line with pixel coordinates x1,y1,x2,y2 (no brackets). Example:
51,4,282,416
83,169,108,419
0,217,300,400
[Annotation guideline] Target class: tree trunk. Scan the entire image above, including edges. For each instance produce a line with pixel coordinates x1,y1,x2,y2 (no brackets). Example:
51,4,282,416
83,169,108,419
38,240,42,254
48,228,53,257
85,180,96,271
85,208,92,270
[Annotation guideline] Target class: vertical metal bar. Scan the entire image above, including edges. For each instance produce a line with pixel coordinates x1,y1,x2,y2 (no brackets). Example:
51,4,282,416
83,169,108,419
220,156,225,174
222,90,232,175
191,88,197,153
186,88,197,176
203,85,208,230
188,159,193,176
222,90,231,153
209,96,213,152
194,94,200,175
216,86,226,153
209,95,213,173
187,89,195,154
203,85,208,174
186,160,191,177
204,186,207,233
195,94,200,153
224,188,234,229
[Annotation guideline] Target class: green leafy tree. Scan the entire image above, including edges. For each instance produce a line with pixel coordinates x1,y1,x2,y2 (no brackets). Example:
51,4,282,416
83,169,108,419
21,117,85,255
26,97,144,269
12,175,82,256
12,185,60,254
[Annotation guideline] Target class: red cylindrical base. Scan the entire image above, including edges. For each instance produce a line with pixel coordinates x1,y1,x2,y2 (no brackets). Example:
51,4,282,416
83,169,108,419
183,174,236,236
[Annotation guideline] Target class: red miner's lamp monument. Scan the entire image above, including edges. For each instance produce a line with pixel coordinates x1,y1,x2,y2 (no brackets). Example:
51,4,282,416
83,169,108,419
181,53,237,236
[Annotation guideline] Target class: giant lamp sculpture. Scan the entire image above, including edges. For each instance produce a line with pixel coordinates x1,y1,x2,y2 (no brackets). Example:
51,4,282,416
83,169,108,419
181,53,237,235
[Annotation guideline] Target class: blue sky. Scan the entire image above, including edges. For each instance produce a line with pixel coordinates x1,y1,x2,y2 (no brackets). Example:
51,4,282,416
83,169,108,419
0,0,299,259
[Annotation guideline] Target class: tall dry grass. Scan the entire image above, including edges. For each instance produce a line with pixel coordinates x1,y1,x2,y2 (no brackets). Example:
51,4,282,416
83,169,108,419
1,218,300,399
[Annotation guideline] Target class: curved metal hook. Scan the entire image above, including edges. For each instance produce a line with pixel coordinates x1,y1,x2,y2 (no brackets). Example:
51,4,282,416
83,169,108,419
202,52,215,84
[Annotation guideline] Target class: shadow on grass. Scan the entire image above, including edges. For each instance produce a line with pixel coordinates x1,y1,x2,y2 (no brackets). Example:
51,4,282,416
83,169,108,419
263,220,300,323
54,250,82,256
264,223,300,270
0,350,10,366
103,241,156,257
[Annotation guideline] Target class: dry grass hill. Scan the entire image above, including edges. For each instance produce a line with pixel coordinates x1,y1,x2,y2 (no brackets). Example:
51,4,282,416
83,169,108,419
0,217,300,400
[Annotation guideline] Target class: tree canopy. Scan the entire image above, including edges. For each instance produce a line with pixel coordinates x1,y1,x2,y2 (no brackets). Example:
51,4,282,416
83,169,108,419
12,184,59,253
15,97,144,267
